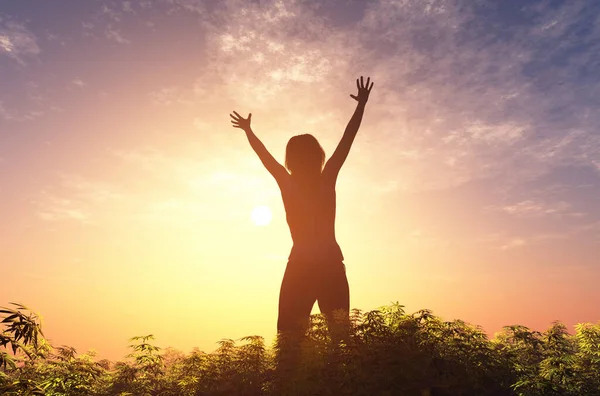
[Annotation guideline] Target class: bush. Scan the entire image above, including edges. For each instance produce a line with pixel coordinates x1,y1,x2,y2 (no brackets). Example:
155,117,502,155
2,302,600,395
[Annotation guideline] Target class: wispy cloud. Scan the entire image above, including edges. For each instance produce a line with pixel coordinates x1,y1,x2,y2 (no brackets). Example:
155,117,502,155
155,0,599,197
499,200,572,217
348,0,600,192
30,144,272,228
71,78,86,89
0,100,45,122
111,145,276,199
80,3,137,43
478,231,575,251
148,87,192,106
163,0,207,14
192,0,357,107
0,17,40,65
139,198,239,227
105,24,130,44
34,174,122,224
37,201,91,223
500,238,527,250
406,229,444,248
16,0,600,244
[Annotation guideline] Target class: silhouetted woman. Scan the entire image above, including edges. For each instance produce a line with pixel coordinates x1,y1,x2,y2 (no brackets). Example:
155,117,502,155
230,76,374,339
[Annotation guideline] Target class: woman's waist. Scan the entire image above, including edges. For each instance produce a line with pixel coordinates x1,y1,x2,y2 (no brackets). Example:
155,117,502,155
288,241,344,261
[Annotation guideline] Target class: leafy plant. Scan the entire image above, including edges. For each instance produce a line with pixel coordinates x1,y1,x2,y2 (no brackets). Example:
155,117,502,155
2,302,600,396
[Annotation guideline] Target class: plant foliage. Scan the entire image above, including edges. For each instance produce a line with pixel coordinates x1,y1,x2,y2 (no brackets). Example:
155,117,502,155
2,302,599,395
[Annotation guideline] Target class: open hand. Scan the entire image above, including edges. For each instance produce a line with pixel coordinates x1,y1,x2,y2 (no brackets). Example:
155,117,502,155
230,111,252,131
350,76,374,104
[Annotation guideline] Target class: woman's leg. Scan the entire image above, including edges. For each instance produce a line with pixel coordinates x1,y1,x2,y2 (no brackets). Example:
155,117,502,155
316,263,350,343
277,262,317,335
275,262,316,384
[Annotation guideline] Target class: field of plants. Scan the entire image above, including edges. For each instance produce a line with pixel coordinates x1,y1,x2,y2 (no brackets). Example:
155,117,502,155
2,302,600,395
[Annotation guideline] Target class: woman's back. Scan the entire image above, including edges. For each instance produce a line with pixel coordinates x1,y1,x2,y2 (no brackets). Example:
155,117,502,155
280,175,343,263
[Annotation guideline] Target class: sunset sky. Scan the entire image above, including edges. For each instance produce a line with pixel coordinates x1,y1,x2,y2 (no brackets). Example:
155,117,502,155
1,0,599,360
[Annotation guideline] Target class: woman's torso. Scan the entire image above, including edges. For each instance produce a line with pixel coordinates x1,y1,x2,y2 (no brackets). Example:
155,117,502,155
279,175,344,264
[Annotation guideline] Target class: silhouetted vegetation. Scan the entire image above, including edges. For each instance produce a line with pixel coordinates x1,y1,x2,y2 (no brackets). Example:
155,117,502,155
2,302,600,395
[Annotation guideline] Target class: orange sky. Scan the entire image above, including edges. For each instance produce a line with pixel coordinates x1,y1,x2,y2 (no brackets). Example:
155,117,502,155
1,0,599,360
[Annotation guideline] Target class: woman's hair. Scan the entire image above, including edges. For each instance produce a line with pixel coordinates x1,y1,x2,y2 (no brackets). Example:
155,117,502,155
285,134,325,178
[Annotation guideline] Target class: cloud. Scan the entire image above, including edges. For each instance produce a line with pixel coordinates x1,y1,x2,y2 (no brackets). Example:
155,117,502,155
165,0,207,14
158,0,599,197
0,17,40,64
0,100,45,122
22,0,600,235
571,220,600,238
0,101,11,120
122,1,135,14
36,189,92,223
500,238,527,250
498,200,572,217
476,231,574,251
30,144,268,229
406,229,443,248
444,122,527,146
347,0,600,191
111,144,276,199
105,24,130,44
72,78,86,89
80,3,137,43
0,34,11,51
148,87,192,106
111,146,189,174
502,223,599,250
37,203,91,223
34,174,122,224
139,198,239,227
191,0,359,107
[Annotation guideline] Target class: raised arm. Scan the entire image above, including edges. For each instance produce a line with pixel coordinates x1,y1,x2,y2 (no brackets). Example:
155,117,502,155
230,111,289,185
323,76,374,183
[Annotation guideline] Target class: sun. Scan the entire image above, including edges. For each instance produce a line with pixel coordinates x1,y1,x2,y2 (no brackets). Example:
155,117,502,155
251,205,272,226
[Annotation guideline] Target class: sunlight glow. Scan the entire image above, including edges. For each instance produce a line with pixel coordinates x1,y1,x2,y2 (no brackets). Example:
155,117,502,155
251,205,272,226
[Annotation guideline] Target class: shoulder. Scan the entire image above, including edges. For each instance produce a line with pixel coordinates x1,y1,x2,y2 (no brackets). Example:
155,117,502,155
320,170,337,190
276,173,292,194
